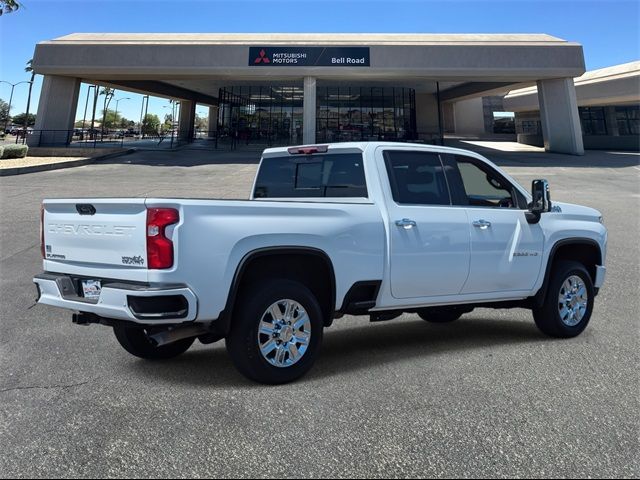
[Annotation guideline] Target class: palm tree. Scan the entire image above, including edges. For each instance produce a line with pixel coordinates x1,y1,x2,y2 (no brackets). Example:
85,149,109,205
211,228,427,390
1,0,21,16
23,59,35,136
99,87,115,137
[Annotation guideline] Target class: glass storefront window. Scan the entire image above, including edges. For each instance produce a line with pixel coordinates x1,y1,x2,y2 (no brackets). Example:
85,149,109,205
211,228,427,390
579,107,607,135
218,85,417,146
616,106,639,136
316,86,416,143
218,85,303,146
517,120,541,135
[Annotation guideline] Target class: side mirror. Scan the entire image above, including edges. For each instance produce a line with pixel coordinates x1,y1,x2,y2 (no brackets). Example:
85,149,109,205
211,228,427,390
526,179,551,224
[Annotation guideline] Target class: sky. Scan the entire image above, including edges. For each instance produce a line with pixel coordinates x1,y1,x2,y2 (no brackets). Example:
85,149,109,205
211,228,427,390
0,0,638,124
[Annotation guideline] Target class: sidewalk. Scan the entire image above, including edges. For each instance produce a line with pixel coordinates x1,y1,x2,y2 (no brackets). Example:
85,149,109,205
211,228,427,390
446,139,640,168
0,148,135,176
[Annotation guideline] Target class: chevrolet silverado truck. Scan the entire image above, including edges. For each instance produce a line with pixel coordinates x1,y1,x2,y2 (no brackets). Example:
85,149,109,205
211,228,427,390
34,142,607,384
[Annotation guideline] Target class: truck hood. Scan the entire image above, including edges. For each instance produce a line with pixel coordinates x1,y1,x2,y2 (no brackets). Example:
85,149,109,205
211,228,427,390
551,201,602,222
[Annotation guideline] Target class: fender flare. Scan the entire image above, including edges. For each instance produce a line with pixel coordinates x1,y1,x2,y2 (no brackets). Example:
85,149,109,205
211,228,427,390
214,246,336,335
534,238,602,308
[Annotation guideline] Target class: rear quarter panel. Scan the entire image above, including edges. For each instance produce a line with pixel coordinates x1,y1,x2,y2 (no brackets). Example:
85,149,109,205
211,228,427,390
145,198,385,321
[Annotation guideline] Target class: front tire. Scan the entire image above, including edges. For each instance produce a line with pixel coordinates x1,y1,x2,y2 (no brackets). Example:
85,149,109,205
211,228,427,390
226,279,324,384
113,326,195,360
533,260,594,338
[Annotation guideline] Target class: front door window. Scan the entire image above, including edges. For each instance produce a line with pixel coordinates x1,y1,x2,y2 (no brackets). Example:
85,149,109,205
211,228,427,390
457,158,518,208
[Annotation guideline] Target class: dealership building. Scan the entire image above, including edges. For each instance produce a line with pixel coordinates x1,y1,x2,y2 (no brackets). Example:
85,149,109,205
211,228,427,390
31,33,591,154
504,61,639,151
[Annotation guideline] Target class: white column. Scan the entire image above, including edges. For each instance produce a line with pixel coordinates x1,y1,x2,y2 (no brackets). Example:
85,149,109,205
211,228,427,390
303,77,316,145
537,78,584,155
178,100,196,142
29,75,81,146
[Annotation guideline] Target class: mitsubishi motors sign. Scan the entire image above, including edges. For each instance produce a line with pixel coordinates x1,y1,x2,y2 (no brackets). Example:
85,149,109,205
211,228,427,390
249,47,370,67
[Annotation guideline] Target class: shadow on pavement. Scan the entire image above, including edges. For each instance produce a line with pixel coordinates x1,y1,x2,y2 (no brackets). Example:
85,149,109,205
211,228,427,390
97,141,639,169
129,317,546,388
446,140,640,168
100,148,262,167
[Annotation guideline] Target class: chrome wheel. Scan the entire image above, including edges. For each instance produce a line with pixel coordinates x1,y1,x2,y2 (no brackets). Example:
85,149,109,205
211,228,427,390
257,299,311,368
558,275,588,327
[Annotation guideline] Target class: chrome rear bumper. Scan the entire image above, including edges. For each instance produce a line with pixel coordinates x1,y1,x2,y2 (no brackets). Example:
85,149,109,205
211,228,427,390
34,273,198,325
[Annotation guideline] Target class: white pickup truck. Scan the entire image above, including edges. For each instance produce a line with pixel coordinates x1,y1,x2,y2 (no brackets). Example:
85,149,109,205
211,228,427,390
34,142,607,384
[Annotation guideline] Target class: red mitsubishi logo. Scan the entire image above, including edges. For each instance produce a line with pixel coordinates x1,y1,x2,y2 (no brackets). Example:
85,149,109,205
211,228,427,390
254,49,270,64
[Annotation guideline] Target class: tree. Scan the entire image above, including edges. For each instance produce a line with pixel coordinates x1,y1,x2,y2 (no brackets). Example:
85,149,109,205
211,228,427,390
101,109,123,130
11,112,36,127
99,87,115,134
24,59,36,131
141,113,160,135
163,113,173,132
0,0,20,15
0,99,9,126
195,113,208,131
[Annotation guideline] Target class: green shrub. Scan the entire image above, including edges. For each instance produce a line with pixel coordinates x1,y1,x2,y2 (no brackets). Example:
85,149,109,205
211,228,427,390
0,146,4,159
1,144,28,159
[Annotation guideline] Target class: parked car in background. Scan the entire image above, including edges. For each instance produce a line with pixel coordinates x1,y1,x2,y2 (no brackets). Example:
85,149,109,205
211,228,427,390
15,128,33,138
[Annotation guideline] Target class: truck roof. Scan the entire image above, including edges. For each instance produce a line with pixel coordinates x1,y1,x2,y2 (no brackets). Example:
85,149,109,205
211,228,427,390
262,141,485,157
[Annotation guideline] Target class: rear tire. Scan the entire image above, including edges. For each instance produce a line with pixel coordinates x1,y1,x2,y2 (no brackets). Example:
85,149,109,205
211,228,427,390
417,307,470,323
533,260,594,338
113,326,195,360
226,279,324,385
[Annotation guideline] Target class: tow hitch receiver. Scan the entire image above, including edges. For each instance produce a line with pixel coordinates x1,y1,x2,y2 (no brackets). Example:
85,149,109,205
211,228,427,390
72,312,102,326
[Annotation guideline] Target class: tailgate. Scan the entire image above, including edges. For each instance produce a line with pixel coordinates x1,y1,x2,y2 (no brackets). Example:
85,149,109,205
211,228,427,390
43,199,148,272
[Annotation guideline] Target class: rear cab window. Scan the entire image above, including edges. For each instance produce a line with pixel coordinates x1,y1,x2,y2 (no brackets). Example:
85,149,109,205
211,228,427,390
253,152,368,198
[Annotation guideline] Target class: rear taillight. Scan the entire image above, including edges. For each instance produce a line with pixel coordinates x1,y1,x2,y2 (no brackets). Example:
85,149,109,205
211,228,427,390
40,204,45,259
146,208,179,269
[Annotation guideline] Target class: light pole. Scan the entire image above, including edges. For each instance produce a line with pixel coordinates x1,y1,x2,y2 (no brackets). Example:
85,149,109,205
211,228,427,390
172,101,178,147
1,80,32,133
163,100,177,147
114,97,130,146
138,95,148,138
113,97,130,131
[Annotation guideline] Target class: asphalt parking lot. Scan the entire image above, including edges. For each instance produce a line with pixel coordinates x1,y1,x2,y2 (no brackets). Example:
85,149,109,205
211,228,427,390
1,145,638,478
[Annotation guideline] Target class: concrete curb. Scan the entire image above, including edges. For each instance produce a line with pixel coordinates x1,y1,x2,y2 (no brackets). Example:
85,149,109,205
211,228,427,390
0,148,137,176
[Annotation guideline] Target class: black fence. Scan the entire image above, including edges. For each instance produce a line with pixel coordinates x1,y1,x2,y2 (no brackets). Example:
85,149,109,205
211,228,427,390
209,129,444,151
7,129,188,150
3,128,444,151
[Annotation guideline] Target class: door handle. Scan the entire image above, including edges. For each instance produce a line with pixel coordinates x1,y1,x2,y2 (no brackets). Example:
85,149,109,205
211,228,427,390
472,219,492,229
395,218,417,229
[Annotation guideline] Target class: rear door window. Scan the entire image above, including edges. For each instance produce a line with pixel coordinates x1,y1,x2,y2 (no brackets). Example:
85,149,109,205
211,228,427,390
383,150,451,205
253,153,368,198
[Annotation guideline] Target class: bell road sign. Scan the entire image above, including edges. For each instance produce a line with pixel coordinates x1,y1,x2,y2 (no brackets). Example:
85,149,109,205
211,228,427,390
249,47,370,67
